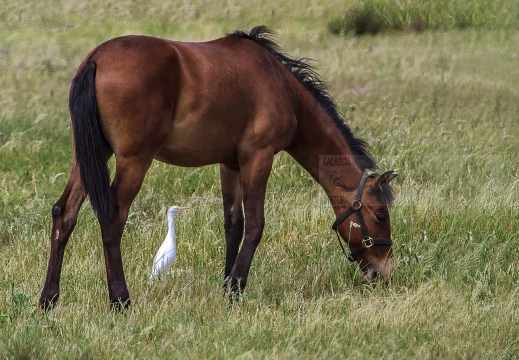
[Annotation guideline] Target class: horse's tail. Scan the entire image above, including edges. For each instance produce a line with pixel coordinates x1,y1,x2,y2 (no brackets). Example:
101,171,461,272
69,60,111,221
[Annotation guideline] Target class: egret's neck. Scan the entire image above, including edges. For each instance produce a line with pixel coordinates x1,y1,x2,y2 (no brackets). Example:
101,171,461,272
167,214,176,238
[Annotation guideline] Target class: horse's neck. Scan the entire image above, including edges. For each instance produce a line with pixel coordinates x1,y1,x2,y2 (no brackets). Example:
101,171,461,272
286,102,364,199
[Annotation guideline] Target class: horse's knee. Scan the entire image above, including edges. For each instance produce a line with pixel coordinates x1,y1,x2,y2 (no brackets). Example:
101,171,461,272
100,222,126,247
224,217,244,239
223,216,233,236
99,205,128,242
246,219,265,245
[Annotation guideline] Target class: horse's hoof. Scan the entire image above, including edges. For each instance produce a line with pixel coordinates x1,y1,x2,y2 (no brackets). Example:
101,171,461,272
110,298,131,312
39,298,54,313
222,281,239,297
39,293,59,313
223,276,247,295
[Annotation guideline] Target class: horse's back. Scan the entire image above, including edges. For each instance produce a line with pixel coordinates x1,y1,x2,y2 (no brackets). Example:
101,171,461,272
86,34,298,166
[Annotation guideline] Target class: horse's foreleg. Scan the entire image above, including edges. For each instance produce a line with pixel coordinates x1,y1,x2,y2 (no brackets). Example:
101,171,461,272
224,150,273,295
100,157,153,311
220,164,244,280
40,163,86,311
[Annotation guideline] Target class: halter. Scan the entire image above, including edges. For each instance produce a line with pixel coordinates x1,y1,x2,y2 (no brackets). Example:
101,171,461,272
331,172,393,262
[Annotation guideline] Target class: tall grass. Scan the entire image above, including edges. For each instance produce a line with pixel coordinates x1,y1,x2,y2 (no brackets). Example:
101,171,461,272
1,0,518,358
329,0,519,35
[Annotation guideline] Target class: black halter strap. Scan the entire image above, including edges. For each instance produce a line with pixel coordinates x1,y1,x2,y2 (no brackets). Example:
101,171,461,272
332,172,393,262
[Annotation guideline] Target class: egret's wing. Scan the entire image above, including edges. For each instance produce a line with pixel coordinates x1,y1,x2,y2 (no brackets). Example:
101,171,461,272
150,245,176,280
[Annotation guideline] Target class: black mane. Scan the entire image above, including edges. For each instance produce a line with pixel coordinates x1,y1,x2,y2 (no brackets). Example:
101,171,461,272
227,26,377,171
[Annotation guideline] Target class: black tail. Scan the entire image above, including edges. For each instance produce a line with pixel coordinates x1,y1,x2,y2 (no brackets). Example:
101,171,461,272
69,61,111,221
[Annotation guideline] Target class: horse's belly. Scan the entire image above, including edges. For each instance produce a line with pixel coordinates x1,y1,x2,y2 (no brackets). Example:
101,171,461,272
154,133,237,168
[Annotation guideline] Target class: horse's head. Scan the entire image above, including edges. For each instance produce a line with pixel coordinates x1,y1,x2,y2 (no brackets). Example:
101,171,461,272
332,171,397,282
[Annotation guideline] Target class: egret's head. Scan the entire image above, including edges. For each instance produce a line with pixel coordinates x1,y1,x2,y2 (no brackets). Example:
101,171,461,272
167,206,189,216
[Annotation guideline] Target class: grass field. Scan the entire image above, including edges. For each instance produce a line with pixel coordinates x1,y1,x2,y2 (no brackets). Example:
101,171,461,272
1,0,519,358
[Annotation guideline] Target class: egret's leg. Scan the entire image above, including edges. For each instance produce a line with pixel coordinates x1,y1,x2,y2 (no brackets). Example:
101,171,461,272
40,161,87,311
100,156,153,311
224,149,273,295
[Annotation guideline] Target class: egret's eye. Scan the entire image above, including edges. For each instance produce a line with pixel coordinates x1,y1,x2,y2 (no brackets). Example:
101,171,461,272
375,213,388,223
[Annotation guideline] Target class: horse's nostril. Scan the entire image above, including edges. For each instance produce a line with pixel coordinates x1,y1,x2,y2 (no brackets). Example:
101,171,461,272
372,271,380,281
363,269,380,282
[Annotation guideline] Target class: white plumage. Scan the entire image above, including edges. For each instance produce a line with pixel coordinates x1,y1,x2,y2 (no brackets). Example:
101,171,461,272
149,205,189,281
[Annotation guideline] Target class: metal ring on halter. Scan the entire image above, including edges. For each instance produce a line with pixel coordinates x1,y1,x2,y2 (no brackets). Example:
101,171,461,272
351,200,362,211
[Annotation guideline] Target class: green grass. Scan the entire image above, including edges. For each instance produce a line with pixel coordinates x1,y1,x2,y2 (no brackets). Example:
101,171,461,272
1,0,519,358
328,0,519,35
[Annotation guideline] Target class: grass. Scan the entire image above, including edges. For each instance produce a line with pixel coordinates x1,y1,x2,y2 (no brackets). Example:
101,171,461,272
328,0,519,35
1,0,519,358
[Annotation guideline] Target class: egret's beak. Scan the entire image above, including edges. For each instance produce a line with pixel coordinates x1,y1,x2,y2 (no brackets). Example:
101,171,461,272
167,206,190,214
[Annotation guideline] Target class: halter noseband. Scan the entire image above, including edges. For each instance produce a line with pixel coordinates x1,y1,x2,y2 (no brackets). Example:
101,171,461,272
331,172,393,262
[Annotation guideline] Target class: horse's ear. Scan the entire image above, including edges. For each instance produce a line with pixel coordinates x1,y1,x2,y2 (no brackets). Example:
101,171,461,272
374,170,397,189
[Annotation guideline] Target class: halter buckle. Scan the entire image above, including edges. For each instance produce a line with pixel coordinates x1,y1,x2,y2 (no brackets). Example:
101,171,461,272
362,237,374,248
351,200,362,211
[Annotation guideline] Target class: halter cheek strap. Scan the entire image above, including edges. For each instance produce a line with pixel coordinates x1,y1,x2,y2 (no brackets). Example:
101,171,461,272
332,172,393,262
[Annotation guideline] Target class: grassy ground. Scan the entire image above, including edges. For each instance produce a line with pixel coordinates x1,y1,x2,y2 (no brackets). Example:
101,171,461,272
1,0,518,358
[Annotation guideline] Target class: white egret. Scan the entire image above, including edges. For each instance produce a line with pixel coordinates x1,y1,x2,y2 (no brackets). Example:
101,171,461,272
149,205,189,281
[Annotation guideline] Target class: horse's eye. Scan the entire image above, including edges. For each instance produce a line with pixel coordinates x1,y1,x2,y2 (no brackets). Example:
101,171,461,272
375,213,388,223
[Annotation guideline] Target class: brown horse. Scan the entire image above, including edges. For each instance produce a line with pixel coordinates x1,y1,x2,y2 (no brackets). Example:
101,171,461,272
40,26,396,310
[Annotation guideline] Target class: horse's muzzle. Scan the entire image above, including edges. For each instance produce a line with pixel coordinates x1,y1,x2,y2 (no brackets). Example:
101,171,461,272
363,258,394,283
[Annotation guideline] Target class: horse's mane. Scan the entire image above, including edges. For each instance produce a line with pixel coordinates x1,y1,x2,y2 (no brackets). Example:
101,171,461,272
227,25,377,172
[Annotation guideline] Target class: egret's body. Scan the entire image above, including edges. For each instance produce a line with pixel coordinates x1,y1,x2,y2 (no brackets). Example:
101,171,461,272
150,206,188,281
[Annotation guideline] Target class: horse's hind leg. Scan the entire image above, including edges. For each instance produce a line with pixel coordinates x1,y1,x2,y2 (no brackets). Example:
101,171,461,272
100,156,153,310
220,165,244,280
40,161,87,310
